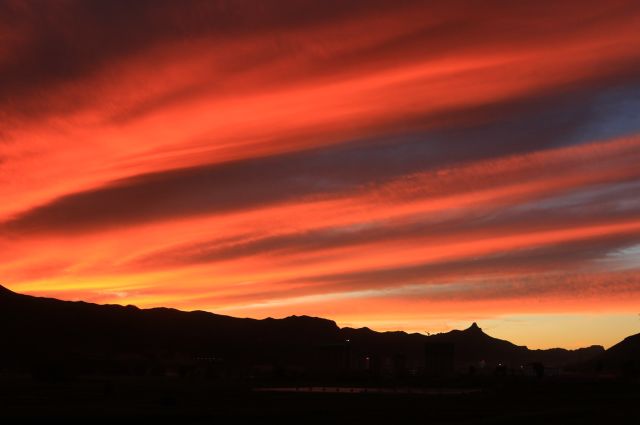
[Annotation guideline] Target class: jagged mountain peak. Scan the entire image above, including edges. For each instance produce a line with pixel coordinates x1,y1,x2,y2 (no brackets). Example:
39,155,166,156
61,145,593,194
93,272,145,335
467,322,482,332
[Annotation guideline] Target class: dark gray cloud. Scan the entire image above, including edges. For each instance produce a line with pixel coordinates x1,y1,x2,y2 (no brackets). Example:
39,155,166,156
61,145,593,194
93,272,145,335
183,236,640,306
0,0,411,119
3,80,640,236
125,180,640,271
3,0,640,122
3,0,640,238
309,236,640,289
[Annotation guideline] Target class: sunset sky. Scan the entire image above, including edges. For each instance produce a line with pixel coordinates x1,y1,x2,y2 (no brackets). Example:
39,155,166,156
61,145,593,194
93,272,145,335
2,0,640,349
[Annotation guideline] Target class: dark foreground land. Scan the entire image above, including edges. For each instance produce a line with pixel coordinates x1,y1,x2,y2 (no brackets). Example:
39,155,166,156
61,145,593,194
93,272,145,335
1,377,639,424
3,286,639,423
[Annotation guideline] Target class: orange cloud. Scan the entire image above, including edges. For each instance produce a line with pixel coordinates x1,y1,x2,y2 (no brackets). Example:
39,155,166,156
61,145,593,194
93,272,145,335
2,0,640,349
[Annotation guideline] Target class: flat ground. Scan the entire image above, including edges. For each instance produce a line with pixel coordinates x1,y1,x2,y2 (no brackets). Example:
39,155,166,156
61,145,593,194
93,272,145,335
1,377,638,424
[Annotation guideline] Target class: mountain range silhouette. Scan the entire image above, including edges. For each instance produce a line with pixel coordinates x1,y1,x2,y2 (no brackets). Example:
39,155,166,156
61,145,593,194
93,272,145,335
1,284,634,378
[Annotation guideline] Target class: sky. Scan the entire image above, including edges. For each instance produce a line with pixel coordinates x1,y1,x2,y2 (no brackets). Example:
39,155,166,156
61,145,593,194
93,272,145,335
1,0,640,349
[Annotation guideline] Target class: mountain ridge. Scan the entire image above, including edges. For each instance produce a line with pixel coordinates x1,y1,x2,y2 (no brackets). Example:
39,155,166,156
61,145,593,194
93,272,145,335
0,283,614,377
0,283,601,352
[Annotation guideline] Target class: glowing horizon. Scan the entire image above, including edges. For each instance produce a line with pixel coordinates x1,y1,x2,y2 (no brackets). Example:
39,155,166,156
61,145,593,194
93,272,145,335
2,0,640,350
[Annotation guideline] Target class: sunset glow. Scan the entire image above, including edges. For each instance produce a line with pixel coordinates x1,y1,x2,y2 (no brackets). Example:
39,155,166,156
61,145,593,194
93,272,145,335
2,0,640,349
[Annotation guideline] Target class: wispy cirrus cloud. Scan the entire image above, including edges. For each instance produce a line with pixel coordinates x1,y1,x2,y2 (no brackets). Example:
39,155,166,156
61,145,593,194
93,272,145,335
2,0,640,348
